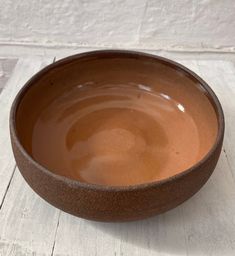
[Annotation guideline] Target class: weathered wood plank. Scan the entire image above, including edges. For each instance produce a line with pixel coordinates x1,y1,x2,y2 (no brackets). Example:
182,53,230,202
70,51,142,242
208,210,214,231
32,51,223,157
0,169,60,256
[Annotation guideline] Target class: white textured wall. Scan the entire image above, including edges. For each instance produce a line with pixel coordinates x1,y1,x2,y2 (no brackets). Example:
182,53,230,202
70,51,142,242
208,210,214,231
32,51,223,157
0,0,235,51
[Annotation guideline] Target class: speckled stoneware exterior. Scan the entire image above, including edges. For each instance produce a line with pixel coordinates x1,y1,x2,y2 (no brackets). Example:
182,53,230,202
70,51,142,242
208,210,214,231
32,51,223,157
10,50,224,222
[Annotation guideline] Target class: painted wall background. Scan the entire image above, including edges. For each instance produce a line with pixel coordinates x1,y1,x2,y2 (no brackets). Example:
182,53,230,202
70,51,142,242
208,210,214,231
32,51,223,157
0,0,235,52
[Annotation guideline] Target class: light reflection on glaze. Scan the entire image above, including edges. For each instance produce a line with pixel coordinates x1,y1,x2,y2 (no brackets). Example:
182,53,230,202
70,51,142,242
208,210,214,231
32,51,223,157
31,83,201,186
177,103,185,112
137,83,152,92
160,93,171,100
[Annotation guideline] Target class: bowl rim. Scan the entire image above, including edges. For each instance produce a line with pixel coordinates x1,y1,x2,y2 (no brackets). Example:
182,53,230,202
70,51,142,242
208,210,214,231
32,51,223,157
10,49,225,191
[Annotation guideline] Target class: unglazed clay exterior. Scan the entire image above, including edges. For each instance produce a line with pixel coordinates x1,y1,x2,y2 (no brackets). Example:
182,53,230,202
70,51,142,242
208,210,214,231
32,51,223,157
10,50,224,221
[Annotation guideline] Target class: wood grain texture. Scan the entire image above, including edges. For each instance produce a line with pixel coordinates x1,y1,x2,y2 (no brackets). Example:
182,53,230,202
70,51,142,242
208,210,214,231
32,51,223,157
0,58,235,256
0,169,60,256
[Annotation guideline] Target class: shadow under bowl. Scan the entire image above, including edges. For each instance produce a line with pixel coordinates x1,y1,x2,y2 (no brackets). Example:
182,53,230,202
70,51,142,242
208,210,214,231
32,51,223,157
10,50,224,222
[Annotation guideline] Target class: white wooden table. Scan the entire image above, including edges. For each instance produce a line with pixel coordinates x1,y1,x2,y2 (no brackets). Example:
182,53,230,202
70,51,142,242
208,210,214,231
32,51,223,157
0,56,235,256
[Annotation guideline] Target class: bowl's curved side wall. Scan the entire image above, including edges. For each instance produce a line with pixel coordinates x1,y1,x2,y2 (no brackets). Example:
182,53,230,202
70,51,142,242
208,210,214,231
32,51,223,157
10,122,223,221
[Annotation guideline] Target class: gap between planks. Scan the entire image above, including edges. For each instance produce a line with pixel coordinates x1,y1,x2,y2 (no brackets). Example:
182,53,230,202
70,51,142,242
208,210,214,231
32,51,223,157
0,166,16,210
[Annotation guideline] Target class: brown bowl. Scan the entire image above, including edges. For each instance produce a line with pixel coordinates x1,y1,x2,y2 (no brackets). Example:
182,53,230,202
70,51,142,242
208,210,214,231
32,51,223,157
10,50,224,222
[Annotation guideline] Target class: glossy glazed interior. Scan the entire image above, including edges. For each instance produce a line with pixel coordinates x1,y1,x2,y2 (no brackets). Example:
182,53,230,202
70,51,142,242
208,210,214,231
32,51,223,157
16,54,218,186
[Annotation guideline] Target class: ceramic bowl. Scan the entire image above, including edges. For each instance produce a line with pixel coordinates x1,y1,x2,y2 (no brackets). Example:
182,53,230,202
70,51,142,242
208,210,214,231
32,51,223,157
10,50,224,221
